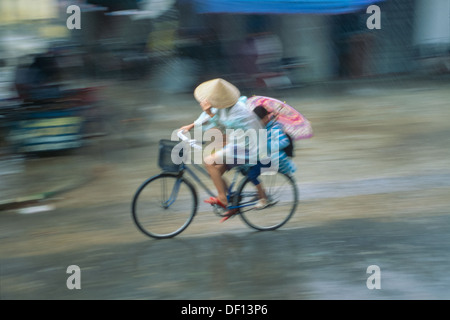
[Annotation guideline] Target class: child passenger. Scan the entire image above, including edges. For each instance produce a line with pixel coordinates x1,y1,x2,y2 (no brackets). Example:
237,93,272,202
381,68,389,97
247,105,297,209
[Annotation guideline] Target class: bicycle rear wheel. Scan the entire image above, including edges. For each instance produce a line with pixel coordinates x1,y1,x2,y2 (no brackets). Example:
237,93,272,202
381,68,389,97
132,173,197,239
237,171,298,231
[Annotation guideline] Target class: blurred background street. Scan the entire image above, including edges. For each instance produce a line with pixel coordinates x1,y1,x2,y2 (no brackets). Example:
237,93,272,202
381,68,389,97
1,0,450,300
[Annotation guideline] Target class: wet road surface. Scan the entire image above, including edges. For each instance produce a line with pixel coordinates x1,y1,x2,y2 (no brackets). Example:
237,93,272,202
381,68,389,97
1,200,449,300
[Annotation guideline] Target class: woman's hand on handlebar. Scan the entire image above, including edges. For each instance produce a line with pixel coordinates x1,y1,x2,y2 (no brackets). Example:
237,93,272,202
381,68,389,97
177,129,202,149
180,123,194,132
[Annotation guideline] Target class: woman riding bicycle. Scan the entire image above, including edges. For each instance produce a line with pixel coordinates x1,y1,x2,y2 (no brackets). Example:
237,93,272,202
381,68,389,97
131,79,299,238
180,78,262,219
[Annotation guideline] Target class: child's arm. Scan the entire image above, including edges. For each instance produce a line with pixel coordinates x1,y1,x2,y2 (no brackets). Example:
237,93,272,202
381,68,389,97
277,129,291,150
269,126,290,153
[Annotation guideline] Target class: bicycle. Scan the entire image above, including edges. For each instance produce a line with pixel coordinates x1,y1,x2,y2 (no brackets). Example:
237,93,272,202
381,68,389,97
131,130,299,239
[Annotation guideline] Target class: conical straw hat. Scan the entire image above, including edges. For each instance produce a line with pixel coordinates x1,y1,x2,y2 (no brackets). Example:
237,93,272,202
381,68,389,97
194,78,240,109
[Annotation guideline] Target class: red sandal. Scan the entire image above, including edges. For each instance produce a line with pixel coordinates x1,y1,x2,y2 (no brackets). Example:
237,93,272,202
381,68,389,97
204,197,227,209
220,209,239,223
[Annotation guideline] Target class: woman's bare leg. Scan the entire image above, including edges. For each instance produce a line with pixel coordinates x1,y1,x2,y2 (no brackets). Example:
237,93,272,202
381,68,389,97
205,155,228,205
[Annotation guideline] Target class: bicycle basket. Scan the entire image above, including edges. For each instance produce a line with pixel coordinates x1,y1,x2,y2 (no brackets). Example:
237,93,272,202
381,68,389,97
158,139,186,172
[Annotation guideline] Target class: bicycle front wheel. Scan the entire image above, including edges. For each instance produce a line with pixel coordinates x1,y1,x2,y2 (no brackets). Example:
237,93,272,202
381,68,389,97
132,173,198,239
237,171,298,231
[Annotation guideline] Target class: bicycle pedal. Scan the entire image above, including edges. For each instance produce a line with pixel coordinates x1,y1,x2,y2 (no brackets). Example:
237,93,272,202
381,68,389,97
213,205,226,215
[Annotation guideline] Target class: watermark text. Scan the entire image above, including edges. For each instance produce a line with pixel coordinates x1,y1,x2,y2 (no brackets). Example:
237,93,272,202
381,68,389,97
66,5,81,30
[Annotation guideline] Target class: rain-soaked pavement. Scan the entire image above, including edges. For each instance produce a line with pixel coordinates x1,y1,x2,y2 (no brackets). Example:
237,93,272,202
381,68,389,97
1,76,450,300
1,203,450,300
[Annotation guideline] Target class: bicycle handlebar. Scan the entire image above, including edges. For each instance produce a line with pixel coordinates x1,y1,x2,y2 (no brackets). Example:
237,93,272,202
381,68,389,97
177,130,202,150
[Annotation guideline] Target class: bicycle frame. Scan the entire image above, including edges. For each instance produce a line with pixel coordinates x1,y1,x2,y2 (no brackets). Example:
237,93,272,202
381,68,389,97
158,163,255,219
181,163,216,198
180,162,249,208
166,131,260,212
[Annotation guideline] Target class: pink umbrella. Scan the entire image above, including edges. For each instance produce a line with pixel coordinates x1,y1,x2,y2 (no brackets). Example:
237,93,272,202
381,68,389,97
246,96,313,140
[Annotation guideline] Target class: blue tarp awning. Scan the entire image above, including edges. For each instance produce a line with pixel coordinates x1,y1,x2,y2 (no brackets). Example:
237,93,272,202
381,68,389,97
193,0,383,14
